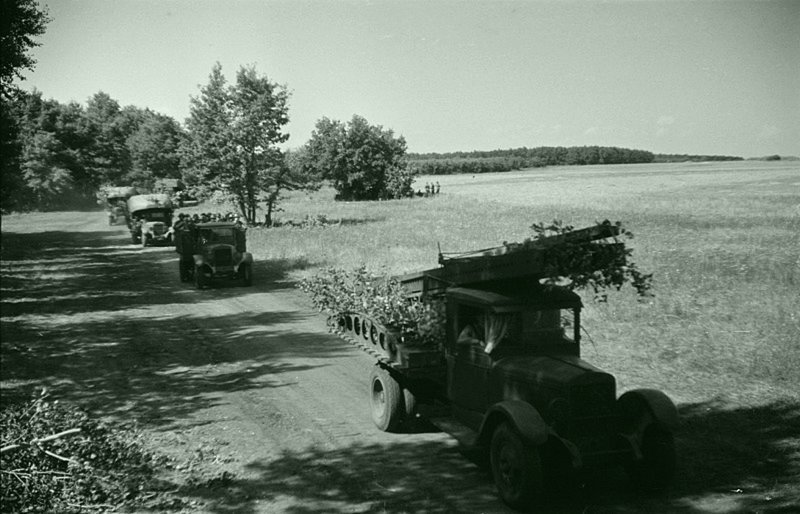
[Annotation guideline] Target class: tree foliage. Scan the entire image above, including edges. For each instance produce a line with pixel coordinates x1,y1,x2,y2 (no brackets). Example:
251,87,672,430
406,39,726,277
1,0,50,212
302,115,414,201
530,219,653,301
184,63,309,224
0,0,50,100
2,90,186,212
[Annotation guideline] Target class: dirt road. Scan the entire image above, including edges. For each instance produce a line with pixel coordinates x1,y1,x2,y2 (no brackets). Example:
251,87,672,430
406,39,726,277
2,212,519,513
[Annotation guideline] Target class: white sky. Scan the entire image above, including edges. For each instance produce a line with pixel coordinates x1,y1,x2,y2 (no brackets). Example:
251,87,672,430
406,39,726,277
19,0,800,157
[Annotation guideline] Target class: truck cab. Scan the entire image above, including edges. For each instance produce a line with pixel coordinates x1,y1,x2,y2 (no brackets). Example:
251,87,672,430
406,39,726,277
175,222,253,288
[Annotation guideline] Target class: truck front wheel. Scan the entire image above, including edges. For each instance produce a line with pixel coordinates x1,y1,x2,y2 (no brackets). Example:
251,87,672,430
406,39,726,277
240,263,252,287
194,266,207,289
628,425,676,491
490,422,543,510
179,260,191,282
369,366,405,432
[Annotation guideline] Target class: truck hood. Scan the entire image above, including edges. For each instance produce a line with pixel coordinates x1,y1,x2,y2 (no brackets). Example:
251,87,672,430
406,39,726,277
201,244,242,265
490,354,616,413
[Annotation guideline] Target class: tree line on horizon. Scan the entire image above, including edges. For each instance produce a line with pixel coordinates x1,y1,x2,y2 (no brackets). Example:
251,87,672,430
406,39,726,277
408,146,744,175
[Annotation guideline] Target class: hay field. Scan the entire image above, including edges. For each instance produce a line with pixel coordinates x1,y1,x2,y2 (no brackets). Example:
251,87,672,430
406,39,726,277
254,160,799,403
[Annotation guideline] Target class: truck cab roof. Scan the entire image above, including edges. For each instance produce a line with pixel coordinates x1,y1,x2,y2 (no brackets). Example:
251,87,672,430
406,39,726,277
127,194,173,213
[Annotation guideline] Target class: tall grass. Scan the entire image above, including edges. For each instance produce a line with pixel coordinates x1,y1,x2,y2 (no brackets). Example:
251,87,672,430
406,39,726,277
242,161,799,403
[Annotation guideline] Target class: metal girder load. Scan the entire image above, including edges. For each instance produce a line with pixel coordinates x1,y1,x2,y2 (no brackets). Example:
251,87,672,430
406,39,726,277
398,222,622,297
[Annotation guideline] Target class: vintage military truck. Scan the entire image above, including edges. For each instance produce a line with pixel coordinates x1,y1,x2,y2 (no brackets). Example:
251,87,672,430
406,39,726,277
126,194,174,246
175,222,253,289
102,186,137,225
335,224,677,510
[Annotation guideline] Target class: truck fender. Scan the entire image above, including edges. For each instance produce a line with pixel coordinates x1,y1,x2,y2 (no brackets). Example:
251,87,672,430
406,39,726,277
193,254,207,268
477,400,548,448
617,388,679,432
241,252,253,265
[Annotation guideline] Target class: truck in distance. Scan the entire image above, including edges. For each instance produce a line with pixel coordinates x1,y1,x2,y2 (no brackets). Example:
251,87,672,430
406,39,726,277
101,186,137,226
126,194,174,247
175,221,253,289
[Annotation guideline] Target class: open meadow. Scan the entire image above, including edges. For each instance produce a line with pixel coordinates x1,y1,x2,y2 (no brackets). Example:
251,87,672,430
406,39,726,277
241,159,799,510
252,160,800,394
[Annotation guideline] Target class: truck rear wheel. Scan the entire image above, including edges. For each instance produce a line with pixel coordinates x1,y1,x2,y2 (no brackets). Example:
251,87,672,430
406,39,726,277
369,365,405,432
490,422,543,510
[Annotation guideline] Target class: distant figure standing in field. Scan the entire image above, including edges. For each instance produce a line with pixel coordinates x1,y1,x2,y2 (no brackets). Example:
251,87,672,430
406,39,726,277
424,183,431,197
435,181,440,194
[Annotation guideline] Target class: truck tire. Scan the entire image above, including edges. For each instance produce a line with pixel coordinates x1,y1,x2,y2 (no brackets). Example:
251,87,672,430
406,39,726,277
369,366,405,432
628,425,676,491
141,234,149,248
194,266,207,289
240,263,253,287
490,422,543,510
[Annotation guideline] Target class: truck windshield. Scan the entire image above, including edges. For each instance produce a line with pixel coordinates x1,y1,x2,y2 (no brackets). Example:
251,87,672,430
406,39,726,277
456,306,575,354
140,211,167,221
515,308,572,345
199,228,235,245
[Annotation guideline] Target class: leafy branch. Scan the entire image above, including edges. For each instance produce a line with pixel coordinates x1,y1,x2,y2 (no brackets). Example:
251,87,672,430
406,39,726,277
530,219,653,301
299,267,445,347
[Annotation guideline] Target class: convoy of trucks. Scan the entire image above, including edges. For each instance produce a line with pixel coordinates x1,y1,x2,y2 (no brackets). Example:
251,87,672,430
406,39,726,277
103,185,675,510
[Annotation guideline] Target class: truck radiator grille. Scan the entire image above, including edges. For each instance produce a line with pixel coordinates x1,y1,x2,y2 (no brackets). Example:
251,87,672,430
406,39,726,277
570,383,615,418
214,247,233,266
152,223,166,235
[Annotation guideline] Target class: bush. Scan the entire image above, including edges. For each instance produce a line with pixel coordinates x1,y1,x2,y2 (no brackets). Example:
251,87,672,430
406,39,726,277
1,390,165,513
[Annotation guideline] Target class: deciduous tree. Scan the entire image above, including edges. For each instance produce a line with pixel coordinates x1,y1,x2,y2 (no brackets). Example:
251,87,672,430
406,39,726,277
184,63,310,224
302,115,413,201
1,0,50,212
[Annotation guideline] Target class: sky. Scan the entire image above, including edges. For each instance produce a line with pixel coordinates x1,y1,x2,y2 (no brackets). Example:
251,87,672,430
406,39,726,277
19,0,800,157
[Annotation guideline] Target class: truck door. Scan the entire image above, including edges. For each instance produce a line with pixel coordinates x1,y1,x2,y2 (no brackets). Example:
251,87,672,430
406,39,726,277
449,344,491,414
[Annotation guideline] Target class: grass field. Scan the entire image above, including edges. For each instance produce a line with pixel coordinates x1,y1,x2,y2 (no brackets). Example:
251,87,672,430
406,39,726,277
243,160,799,399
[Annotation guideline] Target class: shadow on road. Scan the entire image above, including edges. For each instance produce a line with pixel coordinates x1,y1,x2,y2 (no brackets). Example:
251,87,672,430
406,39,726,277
1,227,328,427
164,398,800,514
